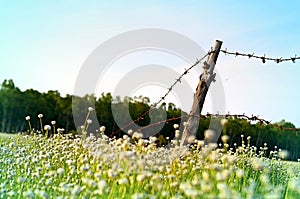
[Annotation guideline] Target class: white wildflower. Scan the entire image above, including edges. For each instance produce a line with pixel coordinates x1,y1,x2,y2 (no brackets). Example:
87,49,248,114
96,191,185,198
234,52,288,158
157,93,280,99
98,180,107,190
184,188,200,198
201,182,213,192
179,182,192,191
57,168,65,176
251,157,267,170
59,183,71,193
221,135,230,143
117,177,128,185
220,118,228,126
171,140,178,146
25,116,30,121
131,193,147,199
132,132,143,140
44,125,51,131
187,135,196,144
208,151,220,162
7,190,15,197
173,124,179,129
202,172,210,180
100,126,106,132
236,169,245,178
127,129,133,135
88,107,94,112
32,172,40,178
80,164,90,172
44,163,51,169
23,189,35,198
82,178,97,188
71,185,83,196
278,150,289,159
17,176,27,183
9,142,15,148
204,129,215,140
208,143,218,149
38,114,43,118
197,140,204,149
57,128,64,134
149,136,157,143
259,174,269,185
136,174,146,182
45,179,52,185
217,183,231,198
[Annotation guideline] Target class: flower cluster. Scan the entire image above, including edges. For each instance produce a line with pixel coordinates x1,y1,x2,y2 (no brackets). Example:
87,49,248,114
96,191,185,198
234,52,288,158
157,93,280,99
0,124,299,198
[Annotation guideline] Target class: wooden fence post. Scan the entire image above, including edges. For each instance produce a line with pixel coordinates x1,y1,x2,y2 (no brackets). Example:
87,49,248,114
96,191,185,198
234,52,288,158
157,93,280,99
181,40,223,145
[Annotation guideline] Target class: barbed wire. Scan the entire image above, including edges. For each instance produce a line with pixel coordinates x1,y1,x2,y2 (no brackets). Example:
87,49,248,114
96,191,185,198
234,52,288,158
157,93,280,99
220,48,300,63
110,47,300,138
137,113,299,135
110,52,211,137
152,51,211,107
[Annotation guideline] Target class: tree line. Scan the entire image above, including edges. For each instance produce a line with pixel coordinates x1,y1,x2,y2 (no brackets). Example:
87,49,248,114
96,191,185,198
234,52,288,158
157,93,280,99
0,79,299,160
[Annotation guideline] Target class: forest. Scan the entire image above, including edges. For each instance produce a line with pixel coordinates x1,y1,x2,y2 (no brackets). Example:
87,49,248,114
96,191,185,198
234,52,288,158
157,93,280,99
0,79,299,160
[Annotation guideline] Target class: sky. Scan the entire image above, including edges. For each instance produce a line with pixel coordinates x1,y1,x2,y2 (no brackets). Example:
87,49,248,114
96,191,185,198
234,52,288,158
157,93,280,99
1,1,300,127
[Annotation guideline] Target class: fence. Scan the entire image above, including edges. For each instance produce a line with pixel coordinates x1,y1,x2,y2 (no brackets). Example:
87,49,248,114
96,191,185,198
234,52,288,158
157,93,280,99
111,47,300,137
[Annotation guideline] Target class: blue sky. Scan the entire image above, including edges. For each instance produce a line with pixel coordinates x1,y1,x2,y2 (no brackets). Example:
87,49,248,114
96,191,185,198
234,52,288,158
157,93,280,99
1,1,300,126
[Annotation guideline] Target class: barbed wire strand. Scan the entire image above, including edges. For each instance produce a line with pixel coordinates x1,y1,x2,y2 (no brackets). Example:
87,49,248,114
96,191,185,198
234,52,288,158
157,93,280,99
110,52,211,137
138,113,299,135
220,48,300,63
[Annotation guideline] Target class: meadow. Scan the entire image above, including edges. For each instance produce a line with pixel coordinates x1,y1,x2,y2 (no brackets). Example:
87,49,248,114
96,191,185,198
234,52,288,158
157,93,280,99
0,112,300,199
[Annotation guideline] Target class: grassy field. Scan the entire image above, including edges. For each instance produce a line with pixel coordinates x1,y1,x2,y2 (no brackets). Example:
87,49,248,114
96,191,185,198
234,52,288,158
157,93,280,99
0,130,300,199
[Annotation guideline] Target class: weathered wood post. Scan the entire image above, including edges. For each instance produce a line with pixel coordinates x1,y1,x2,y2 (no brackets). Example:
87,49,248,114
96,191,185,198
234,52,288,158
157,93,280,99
181,40,223,145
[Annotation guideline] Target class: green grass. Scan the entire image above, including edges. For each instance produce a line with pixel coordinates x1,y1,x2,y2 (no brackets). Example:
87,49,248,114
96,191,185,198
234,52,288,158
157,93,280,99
0,133,16,138
0,130,300,199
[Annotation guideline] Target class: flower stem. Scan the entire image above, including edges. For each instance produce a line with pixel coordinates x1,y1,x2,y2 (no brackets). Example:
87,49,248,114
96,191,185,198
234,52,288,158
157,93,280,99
40,118,44,134
27,121,32,135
